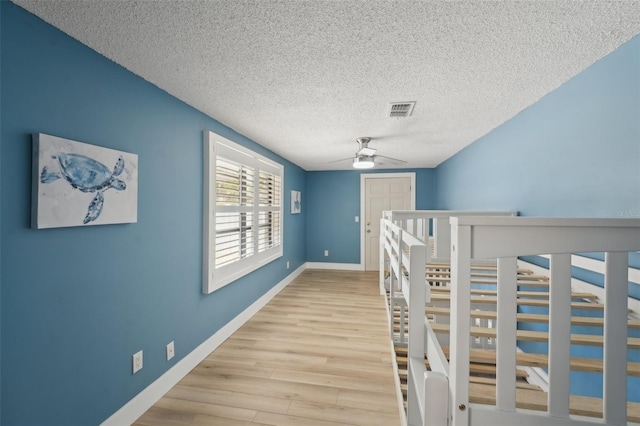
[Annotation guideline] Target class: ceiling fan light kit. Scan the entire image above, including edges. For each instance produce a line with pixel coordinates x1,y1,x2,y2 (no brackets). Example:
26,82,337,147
353,156,375,169
331,137,406,169
353,137,375,169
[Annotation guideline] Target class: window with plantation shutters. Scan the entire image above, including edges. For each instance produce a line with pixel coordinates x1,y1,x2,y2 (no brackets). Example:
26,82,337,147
203,131,283,294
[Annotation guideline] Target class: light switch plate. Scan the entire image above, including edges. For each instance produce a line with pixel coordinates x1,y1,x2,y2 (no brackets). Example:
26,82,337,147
133,350,143,374
166,341,175,361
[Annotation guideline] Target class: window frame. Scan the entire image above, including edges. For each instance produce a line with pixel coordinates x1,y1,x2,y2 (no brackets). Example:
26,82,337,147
203,131,284,294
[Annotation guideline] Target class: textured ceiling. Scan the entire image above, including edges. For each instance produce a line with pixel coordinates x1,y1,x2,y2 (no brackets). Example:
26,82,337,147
12,0,640,170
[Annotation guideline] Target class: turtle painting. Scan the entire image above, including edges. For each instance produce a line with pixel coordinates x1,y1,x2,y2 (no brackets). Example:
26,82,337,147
40,153,127,224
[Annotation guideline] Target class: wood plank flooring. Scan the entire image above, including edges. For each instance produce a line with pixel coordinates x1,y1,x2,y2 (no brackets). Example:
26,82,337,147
133,270,402,426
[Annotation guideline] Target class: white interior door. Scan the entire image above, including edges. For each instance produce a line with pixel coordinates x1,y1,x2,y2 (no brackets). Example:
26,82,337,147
363,175,413,271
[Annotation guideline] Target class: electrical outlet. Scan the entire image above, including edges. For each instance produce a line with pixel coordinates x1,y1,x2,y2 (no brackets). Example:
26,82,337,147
133,350,143,374
355,216,359,222
324,250,329,256
286,261,290,269
166,341,175,361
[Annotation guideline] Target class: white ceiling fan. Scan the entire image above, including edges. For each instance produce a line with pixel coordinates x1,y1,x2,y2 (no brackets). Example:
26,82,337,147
331,137,407,169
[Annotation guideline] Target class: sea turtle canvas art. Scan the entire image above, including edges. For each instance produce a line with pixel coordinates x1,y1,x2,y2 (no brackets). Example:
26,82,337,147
32,133,138,229
40,153,127,224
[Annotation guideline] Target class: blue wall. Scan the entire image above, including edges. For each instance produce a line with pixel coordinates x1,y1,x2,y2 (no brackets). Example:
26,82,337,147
0,0,2,416
0,0,4,413
0,3,306,425
306,169,437,263
2,1,639,423
436,36,640,218
436,35,640,402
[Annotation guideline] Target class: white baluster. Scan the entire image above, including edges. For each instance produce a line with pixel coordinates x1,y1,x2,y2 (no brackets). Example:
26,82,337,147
548,253,571,418
407,238,426,425
425,371,449,426
450,219,471,426
496,256,517,411
603,251,628,425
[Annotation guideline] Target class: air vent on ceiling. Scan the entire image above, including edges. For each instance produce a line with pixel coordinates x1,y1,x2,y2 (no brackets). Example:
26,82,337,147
388,101,416,118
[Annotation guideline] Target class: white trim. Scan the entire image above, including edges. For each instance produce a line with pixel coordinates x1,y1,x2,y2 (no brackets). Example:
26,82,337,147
516,346,549,392
360,172,416,270
305,262,363,271
469,404,606,426
522,257,640,318
569,253,640,285
203,130,284,294
100,264,306,426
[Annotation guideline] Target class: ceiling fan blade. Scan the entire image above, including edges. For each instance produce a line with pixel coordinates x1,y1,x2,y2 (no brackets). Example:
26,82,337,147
375,154,407,165
324,157,353,164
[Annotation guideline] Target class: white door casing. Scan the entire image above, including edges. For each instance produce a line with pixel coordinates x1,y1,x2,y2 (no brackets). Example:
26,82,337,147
361,173,415,270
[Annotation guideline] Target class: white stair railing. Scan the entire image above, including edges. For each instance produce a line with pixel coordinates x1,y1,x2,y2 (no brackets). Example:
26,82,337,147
450,217,640,426
383,210,515,264
383,213,640,426
383,218,450,425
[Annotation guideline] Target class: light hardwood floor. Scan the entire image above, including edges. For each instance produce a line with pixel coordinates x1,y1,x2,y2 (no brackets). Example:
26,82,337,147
133,269,402,426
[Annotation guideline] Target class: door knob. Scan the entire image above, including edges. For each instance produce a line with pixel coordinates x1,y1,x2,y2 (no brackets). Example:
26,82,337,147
367,229,371,233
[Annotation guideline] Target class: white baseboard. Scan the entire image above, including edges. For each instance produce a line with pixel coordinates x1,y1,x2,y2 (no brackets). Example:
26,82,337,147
100,264,306,426
306,262,364,271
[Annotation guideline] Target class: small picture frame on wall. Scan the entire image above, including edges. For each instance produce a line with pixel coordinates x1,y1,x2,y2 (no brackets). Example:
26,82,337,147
291,190,301,214
32,133,138,229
